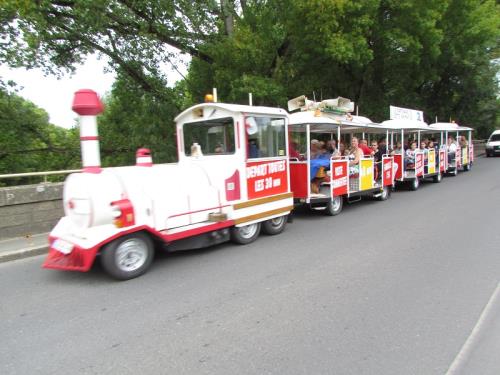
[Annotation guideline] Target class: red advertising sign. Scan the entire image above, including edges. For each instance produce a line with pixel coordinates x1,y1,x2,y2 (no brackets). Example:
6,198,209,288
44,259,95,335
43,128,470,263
455,148,461,168
246,159,289,199
393,154,403,180
439,149,446,172
415,152,424,177
382,157,393,186
331,160,348,196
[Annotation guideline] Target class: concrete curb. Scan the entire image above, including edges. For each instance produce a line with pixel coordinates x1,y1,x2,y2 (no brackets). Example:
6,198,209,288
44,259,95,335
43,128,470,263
0,245,48,264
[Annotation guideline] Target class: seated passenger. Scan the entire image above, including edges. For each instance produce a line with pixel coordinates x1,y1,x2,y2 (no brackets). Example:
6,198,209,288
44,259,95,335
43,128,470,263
310,139,320,159
447,136,457,163
405,141,417,168
390,141,403,155
459,135,468,148
289,140,301,160
214,144,225,154
371,141,382,181
347,137,363,175
359,138,374,157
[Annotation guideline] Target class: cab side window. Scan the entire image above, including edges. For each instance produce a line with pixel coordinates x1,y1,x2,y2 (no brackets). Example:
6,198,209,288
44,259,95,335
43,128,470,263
183,117,235,156
247,117,286,159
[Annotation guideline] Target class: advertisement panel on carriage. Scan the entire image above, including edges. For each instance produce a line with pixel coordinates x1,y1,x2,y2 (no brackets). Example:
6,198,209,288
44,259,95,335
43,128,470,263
360,159,374,190
462,147,468,165
246,159,289,200
439,149,446,172
415,152,424,177
427,149,436,174
469,143,474,162
393,154,403,180
455,148,462,168
382,157,393,186
331,160,349,196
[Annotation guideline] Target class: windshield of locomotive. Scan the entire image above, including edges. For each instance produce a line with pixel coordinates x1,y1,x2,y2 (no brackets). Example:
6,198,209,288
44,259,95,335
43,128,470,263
183,117,235,156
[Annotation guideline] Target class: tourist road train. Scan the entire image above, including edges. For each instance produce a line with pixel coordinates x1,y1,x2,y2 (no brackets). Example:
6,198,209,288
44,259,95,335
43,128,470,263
43,90,474,279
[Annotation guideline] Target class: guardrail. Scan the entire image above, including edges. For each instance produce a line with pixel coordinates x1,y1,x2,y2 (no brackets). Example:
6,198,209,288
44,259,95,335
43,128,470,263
0,169,81,183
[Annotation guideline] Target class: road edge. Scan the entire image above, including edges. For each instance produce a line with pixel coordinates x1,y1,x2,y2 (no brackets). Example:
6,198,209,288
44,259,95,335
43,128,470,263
0,245,47,264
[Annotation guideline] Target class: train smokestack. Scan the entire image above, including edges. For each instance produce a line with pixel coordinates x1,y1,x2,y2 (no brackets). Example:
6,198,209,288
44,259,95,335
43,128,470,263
136,148,153,167
72,89,104,173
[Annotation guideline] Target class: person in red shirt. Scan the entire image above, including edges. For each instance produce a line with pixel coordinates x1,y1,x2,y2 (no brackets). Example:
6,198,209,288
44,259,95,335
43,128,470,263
359,139,374,157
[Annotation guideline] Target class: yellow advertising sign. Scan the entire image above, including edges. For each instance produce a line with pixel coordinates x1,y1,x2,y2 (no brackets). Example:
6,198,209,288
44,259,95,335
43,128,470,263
360,159,374,190
428,149,436,174
462,147,468,165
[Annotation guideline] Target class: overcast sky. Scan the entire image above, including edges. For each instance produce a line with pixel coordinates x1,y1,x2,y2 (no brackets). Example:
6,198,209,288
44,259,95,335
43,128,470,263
0,54,188,129
0,55,117,129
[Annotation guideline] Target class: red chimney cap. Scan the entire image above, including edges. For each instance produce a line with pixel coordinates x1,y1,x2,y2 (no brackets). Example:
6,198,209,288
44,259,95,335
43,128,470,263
136,148,151,157
72,89,104,116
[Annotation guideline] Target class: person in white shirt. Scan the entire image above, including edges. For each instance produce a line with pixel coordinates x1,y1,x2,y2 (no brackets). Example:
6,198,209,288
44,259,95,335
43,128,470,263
447,136,457,164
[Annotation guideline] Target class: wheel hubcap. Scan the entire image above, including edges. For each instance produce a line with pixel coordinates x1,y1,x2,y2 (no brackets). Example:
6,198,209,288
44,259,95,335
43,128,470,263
238,223,259,239
115,239,148,272
270,216,285,227
332,196,341,211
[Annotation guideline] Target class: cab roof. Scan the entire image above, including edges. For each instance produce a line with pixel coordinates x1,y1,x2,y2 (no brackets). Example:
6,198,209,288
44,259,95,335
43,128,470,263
175,102,288,122
429,122,473,131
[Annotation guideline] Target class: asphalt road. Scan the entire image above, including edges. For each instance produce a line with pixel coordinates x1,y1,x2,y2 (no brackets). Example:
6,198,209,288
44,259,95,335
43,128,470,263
1,157,500,375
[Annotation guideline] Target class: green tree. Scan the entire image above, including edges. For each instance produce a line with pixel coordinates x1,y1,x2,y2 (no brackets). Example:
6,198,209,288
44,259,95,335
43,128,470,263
0,85,80,185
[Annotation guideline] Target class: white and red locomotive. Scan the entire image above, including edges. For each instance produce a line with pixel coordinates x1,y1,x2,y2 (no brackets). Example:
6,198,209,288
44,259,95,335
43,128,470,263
43,90,293,279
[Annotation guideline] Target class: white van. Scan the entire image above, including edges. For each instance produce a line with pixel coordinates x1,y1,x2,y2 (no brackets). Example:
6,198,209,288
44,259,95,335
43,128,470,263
486,130,500,157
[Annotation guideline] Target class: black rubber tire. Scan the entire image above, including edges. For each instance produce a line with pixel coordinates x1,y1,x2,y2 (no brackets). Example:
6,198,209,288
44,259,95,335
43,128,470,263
100,232,154,280
486,153,491,157
433,173,442,183
377,186,390,201
409,178,419,191
451,168,458,176
463,164,470,172
230,222,261,244
262,215,287,235
325,196,343,216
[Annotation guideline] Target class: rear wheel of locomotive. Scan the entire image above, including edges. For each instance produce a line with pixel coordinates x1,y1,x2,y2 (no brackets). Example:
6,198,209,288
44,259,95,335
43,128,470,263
100,232,154,280
262,215,287,235
230,222,261,244
409,178,419,191
325,195,343,216
433,173,442,183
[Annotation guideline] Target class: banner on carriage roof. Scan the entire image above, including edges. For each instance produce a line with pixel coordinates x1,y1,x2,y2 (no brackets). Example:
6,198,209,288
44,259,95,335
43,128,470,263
390,106,424,122
331,160,348,196
428,149,436,174
382,157,393,186
360,159,374,190
439,149,446,172
246,159,288,200
462,147,468,165
415,152,424,177
455,148,462,168
393,154,403,180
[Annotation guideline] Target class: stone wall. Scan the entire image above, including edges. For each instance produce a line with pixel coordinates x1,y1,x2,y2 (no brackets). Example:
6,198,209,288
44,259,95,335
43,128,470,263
0,183,64,239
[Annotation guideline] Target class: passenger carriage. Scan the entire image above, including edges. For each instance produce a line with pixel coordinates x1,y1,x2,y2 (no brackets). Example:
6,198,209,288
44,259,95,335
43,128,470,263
43,90,293,279
428,122,473,175
379,118,430,191
287,96,394,216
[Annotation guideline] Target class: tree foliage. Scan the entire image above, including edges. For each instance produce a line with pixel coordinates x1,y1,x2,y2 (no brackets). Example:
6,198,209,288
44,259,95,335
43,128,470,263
0,85,80,184
1,0,499,176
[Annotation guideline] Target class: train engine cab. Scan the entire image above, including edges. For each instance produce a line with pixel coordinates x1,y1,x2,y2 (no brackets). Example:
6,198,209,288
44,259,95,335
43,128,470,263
43,90,293,280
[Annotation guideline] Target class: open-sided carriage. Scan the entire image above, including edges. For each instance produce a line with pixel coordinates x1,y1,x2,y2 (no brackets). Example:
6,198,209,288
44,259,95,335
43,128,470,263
287,97,394,216
428,122,473,176
380,119,431,191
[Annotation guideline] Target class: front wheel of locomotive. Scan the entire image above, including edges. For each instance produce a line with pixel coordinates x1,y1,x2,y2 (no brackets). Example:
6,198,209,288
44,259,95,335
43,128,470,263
262,215,288,235
100,232,155,280
230,222,261,244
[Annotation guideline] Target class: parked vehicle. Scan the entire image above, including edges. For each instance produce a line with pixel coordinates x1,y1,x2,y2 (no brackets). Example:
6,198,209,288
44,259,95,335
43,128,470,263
486,130,500,157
